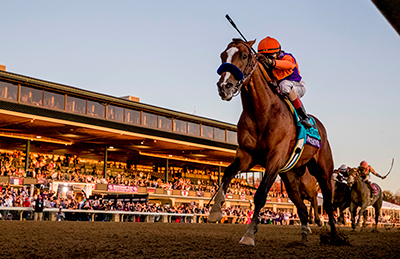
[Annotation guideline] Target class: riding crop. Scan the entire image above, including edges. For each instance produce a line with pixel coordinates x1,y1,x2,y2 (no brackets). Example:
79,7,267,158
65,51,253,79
383,158,395,178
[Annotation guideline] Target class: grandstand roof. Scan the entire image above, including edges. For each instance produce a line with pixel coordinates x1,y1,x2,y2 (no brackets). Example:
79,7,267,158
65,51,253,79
0,70,267,171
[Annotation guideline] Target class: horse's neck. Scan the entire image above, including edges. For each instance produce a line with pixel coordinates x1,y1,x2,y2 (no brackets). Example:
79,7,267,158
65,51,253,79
353,178,367,196
240,67,283,123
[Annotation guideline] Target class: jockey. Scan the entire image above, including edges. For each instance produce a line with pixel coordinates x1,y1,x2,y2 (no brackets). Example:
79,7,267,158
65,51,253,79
337,164,349,181
358,160,386,197
256,36,313,128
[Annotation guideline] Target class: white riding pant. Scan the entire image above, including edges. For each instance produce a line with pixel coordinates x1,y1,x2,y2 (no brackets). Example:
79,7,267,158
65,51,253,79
279,80,306,98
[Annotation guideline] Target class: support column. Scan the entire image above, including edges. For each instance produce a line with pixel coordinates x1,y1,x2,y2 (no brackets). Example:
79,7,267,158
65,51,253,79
103,146,108,179
165,158,169,183
25,140,30,173
218,166,221,185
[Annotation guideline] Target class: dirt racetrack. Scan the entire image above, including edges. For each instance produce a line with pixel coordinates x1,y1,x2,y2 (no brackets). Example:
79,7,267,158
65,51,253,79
0,222,399,258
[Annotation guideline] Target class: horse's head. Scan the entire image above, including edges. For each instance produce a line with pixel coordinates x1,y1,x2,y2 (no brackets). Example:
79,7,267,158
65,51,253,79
346,168,359,188
216,38,256,101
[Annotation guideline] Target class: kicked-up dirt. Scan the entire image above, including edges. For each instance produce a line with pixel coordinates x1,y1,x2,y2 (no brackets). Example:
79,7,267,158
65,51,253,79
0,221,399,258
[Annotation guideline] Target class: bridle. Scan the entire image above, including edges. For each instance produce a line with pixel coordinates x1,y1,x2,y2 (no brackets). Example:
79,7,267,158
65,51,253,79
235,42,258,95
217,41,258,97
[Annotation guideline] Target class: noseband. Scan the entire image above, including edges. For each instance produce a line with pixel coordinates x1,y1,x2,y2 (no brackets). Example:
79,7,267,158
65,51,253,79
217,42,258,97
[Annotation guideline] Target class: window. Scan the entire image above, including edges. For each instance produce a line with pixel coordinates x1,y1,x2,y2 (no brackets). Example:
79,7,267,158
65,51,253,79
227,130,237,144
107,105,124,122
125,109,141,125
43,91,65,110
66,96,86,115
0,81,18,101
142,112,157,128
201,125,214,139
20,86,43,106
173,119,187,134
188,122,200,136
214,127,225,141
87,100,105,118
158,115,172,131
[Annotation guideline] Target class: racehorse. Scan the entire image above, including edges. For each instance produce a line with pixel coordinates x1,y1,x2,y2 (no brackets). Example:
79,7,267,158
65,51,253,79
209,38,340,246
347,168,383,231
333,170,351,225
300,169,322,227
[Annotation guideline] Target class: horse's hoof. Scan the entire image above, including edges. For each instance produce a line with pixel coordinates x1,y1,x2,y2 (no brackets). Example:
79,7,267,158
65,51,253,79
316,221,323,227
372,228,380,233
301,233,308,244
208,212,222,223
239,236,255,246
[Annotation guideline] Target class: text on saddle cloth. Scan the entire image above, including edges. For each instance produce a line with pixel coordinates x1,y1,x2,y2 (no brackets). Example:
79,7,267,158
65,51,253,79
278,100,321,173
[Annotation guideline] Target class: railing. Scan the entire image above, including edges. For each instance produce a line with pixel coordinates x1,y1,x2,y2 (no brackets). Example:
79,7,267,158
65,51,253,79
0,207,206,223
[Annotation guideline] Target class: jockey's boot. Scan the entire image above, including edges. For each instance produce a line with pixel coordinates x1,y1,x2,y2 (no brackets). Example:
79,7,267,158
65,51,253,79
295,104,313,128
288,90,313,128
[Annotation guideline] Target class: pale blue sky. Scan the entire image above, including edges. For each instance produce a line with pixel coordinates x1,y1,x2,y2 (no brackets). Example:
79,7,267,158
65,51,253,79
1,1,400,193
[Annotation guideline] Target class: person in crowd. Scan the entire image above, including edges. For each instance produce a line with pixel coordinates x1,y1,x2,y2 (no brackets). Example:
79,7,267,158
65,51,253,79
55,207,65,221
33,194,44,221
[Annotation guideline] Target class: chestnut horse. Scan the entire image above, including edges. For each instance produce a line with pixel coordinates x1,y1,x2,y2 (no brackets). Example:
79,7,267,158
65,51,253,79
209,39,338,246
300,169,322,227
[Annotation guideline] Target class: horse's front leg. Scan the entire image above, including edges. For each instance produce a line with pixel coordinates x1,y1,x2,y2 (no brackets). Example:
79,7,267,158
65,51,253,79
358,203,368,230
209,149,253,222
349,203,357,230
239,171,278,246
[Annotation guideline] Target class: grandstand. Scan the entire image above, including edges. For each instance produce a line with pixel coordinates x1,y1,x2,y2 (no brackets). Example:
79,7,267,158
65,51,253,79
0,66,297,214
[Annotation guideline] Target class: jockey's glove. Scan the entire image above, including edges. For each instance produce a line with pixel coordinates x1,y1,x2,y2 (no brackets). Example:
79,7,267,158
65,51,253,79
256,53,273,66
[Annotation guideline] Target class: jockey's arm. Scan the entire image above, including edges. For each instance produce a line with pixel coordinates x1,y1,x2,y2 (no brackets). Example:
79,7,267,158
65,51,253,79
273,55,296,70
370,166,385,179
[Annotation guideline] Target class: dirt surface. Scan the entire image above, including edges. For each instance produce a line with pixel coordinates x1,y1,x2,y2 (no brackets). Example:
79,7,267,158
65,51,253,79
0,222,399,258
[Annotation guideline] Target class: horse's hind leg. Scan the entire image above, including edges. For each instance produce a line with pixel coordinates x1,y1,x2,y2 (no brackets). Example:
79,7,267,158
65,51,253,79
311,195,323,227
307,157,337,237
209,149,253,222
281,170,310,243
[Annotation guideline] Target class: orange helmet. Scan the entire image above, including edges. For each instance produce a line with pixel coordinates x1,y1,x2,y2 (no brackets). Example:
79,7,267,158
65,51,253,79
360,161,368,168
258,36,281,54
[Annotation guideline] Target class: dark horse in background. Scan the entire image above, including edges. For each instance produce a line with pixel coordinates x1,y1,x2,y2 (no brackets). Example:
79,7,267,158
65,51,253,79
209,39,340,246
333,169,351,225
347,168,383,231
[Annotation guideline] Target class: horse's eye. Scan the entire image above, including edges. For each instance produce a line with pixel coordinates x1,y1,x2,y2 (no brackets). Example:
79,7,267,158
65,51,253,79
243,54,247,59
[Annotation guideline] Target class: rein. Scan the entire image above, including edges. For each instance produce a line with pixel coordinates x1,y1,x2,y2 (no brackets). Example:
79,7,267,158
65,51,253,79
232,56,258,97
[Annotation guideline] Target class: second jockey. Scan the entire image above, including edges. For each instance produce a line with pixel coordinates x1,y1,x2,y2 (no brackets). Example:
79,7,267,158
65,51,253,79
358,160,386,197
256,36,313,128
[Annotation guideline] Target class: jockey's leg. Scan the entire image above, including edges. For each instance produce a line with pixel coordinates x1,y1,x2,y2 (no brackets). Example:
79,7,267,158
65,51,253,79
365,180,374,198
279,80,312,128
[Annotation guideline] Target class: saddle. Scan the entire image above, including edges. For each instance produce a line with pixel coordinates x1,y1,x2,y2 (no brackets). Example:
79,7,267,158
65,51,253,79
371,183,379,196
278,99,321,173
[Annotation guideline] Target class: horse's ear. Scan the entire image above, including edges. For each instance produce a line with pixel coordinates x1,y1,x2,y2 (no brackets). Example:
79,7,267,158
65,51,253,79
248,40,256,48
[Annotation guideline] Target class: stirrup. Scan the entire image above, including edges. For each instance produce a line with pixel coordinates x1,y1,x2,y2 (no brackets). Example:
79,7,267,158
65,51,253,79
300,117,313,128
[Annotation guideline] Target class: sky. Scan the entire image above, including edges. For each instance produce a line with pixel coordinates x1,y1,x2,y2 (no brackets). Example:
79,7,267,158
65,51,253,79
1,1,400,193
